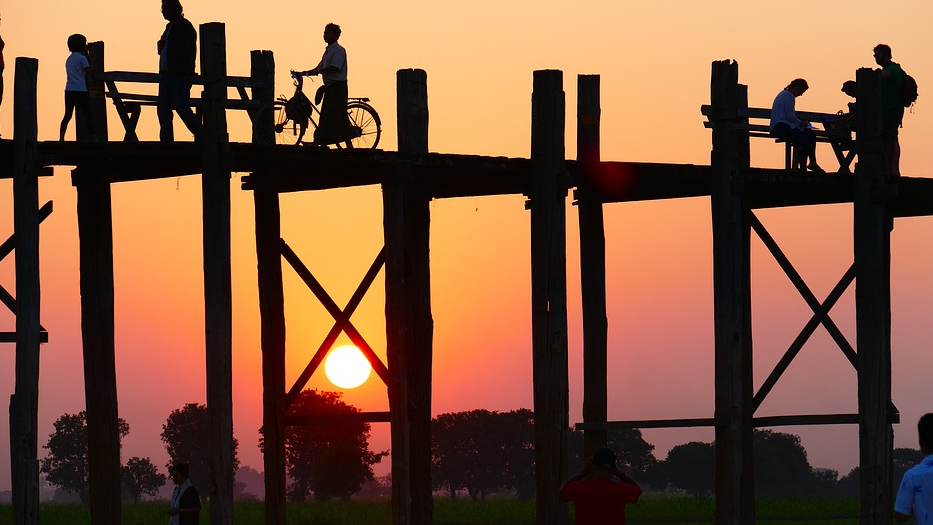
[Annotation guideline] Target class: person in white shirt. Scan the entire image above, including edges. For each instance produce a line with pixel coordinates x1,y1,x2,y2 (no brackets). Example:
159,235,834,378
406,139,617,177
59,34,96,142
896,414,933,525
167,462,201,525
298,23,353,145
769,78,823,173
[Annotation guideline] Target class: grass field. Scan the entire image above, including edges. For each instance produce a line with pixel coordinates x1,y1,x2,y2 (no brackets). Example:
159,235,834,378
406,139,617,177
0,496,866,524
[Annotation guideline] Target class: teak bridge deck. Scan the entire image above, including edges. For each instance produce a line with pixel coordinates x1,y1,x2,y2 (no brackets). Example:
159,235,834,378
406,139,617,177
3,23,925,525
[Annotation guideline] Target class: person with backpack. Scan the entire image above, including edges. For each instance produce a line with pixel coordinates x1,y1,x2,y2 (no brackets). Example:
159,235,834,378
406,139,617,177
874,44,904,177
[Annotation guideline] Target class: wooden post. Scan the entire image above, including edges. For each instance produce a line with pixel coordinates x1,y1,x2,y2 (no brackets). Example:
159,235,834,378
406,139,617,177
385,68,434,525
200,23,234,525
254,179,286,525
575,74,607,456
85,41,108,142
250,50,275,145
854,67,893,525
709,60,754,525
10,56,41,525
530,69,569,525
75,172,120,524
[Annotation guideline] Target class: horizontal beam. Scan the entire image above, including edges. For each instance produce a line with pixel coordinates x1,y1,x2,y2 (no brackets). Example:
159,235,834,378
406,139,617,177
0,331,49,343
97,71,266,89
284,411,391,426
575,412,900,431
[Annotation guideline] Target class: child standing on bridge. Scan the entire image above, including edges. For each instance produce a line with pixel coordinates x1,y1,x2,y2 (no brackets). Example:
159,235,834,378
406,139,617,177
59,34,96,142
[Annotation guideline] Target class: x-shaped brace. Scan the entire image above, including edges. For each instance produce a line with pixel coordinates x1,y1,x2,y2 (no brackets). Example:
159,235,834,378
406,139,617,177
748,211,858,411
280,240,388,409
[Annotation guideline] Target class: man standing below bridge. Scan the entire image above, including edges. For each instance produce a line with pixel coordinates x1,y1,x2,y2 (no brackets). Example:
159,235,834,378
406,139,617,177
299,23,353,146
561,447,642,525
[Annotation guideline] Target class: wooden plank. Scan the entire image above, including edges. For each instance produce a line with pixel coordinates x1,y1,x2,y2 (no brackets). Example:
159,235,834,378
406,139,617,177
199,23,234,525
710,60,754,525
254,181,286,525
385,68,434,525
10,57,41,525
575,413,897,431
853,67,894,525
575,74,608,457
98,71,266,88
0,332,48,344
529,69,569,525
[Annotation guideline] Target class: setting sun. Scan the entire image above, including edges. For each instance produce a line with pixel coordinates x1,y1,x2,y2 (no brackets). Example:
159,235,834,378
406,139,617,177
324,345,372,389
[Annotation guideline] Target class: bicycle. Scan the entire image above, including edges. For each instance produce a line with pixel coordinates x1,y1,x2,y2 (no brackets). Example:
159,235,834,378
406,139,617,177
272,71,381,149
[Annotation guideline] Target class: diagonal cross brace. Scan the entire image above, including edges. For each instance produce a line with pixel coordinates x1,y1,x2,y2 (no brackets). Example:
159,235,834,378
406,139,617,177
749,212,858,365
280,240,389,409
0,201,54,262
753,264,855,411
0,201,53,331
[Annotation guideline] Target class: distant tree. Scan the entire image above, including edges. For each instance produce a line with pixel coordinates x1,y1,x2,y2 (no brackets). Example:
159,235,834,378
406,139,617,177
838,447,925,498
121,456,166,503
161,403,241,494
662,441,715,497
260,389,387,502
753,429,815,497
40,411,130,505
432,409,535,501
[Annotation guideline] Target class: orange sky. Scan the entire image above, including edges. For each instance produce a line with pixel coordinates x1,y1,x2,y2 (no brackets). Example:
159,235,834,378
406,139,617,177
2,1,933,491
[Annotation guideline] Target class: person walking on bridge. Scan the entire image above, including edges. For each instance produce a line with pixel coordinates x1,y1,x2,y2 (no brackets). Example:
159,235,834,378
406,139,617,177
157,0,202,142
298,23,353,146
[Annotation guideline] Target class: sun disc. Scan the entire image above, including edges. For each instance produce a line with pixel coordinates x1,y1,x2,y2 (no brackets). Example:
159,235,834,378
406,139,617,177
324,345,372,389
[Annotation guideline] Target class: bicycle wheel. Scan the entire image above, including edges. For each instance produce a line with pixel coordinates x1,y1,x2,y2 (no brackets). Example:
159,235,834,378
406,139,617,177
274,99,309,145
345,101,381,149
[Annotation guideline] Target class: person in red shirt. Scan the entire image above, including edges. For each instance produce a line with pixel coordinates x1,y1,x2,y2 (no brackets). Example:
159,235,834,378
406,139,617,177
560,447,642,525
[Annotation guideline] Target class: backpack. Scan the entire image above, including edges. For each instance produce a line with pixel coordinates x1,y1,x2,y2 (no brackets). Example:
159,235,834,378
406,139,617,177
901,67,918,108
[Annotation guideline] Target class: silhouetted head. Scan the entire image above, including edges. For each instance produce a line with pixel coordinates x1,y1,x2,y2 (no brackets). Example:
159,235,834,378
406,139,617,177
67,34,87,53
323,23,341,44
919,414,933,454
842,80,857,98
785,78,809,97
873,44,892,66
162,0,183,21
169,462,190,483
592,447,616,471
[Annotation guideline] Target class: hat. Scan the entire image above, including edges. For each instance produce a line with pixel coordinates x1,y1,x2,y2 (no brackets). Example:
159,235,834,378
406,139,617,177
593,448,616,467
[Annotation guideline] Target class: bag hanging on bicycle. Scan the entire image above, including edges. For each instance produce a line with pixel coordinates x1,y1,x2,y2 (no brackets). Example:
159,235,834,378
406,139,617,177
286,91,313,123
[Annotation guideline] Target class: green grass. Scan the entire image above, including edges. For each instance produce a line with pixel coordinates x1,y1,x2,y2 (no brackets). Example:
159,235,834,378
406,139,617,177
0,496,868,525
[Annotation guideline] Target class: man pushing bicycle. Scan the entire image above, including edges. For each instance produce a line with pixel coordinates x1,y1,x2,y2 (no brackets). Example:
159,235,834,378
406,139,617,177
297,23,353,145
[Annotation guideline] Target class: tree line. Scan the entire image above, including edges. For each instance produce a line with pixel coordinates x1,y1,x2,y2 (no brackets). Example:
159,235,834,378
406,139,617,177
39,399,921,502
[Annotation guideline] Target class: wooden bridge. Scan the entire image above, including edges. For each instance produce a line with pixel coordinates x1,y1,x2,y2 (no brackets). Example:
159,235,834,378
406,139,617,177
3,22,927,525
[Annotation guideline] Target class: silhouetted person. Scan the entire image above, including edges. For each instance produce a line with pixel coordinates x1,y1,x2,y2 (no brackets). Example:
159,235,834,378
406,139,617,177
168,463,201,525
770,78,823,173
59,34,97,142
298,23,352,146
874,44,904,177
1,9,5,138
561,447,642,525
895,413,933,524
157,0,202,142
